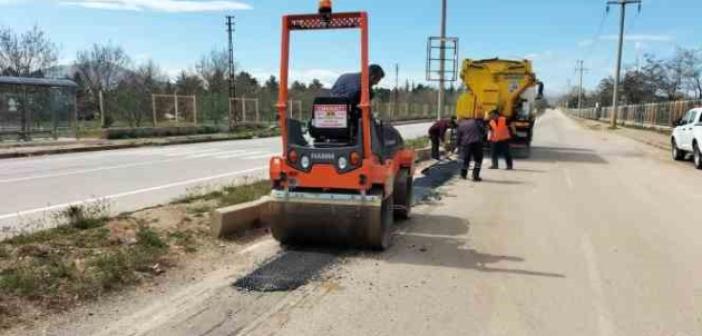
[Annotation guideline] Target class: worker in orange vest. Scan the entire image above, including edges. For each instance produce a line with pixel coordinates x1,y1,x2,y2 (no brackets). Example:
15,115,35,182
488,110,514,170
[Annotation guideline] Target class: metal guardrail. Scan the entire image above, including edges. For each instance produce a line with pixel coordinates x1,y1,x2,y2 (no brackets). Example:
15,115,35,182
565,99,702,130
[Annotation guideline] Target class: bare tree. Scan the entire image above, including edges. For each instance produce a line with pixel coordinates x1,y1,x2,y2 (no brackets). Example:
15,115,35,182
196,49,228,93
175,70,204,94
74,43,131,93
680,48,702,99
73,43,130,120
135,60,166,92
0,26,58,77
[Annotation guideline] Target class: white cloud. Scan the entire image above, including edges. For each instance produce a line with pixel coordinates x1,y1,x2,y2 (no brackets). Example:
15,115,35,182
579,34,672,48
600,34,673,42
524,50,554,61
578,39,594,47
60,0,252,12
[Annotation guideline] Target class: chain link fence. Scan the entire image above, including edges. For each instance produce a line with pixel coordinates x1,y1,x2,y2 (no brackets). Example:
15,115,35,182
88,91,449,130
372,101,454,121
565,99,702,130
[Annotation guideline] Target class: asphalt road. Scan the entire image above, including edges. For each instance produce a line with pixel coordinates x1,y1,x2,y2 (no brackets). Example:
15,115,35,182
0,122,431,237
243,110,702,336
28,109,702,336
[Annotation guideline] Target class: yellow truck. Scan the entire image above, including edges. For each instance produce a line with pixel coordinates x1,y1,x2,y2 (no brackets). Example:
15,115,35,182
455,58,543,150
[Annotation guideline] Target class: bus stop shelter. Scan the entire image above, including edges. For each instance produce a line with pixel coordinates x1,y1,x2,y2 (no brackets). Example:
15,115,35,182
0,76,79,141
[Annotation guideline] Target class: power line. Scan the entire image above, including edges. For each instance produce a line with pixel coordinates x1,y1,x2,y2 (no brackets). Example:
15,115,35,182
582,9,610,61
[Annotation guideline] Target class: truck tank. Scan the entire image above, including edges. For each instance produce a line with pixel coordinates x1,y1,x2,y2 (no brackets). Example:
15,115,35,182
455,58,543,149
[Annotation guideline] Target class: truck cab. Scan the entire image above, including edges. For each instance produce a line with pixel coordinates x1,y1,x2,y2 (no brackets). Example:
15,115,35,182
671,108,702,169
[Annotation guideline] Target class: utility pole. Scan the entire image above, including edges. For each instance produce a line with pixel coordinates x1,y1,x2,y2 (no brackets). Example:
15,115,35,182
607,0,641,128
575,60,588,110
394,63,399,117
226,15,237,128
437,0,447,120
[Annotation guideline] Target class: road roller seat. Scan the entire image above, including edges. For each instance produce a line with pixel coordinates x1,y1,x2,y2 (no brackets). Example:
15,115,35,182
308,97,358,147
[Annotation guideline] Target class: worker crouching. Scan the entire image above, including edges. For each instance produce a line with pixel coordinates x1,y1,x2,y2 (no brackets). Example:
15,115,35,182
428,116,457,160
456,117,486,181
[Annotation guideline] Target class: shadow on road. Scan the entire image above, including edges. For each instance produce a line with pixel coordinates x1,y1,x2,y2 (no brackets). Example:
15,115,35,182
391,214,565,279
529,146,608,164
478,179,526,185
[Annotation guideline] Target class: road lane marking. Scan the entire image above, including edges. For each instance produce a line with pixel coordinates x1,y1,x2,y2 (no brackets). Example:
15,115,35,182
0,158,190,184
218,151,265,159
243,153,276,160
164,148,222,157
563,168,574,190
0,166,268,221
186,149,248,159
581,234,614,336
0,149,259,183
395,232,468,240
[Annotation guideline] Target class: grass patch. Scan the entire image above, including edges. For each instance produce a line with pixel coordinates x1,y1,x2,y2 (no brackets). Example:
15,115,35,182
405,136,430,150
168,231,198,253
0,206,170,328
173,180,270,208
60,203,110,230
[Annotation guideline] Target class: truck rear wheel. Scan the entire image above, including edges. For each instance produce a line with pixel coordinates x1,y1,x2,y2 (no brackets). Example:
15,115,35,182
393,169,413,220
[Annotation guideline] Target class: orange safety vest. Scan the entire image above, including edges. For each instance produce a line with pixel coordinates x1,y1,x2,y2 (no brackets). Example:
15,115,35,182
489,117,511,142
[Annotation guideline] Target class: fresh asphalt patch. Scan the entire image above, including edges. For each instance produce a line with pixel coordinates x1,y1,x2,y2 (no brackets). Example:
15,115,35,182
233,249,339,292
233,161,460,293
414,159,461,203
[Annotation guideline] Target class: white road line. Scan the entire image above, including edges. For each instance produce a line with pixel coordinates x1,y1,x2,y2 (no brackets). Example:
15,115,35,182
186,149,248,159
580,234,614,336
0,166,268,221
218,151,265,159
164,148,222,157
0,158,185,184
563,168,574,190
243,153,276,160
395,232,468,240
214,151,250,159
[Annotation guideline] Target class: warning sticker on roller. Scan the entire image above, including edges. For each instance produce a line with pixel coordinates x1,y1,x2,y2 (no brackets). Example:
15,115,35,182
314,105,347,129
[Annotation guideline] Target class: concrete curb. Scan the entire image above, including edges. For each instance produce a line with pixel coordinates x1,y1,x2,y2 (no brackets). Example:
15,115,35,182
567,114,671,151
210,197,271,238
617,135,670,151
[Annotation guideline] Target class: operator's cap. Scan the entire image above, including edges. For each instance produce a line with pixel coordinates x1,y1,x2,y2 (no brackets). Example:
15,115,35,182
370,64,385,79
319,0,332,13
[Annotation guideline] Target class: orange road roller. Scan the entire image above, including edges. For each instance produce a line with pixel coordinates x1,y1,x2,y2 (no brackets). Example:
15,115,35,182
267,3,416,250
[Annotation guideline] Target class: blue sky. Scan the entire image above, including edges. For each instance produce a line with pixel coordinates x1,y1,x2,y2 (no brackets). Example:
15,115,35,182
0,0,700,95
